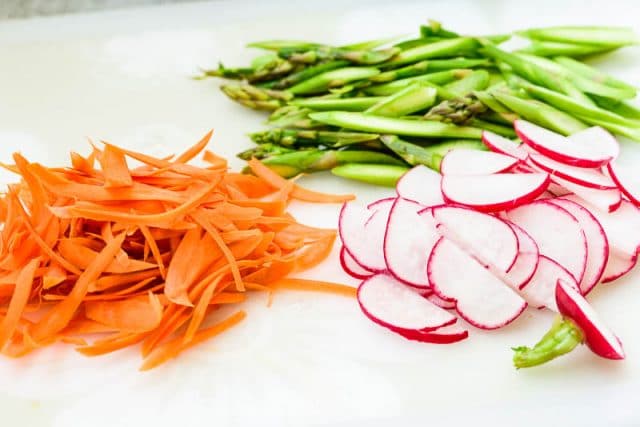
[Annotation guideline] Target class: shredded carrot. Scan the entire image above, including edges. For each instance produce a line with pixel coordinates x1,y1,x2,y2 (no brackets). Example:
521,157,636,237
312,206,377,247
0,131,351,369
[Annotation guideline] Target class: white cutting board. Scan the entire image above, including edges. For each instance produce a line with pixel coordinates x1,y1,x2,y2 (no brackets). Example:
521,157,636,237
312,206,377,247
1,1,640,426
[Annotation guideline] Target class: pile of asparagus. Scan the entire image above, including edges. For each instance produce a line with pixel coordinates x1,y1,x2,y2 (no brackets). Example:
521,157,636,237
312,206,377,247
201,22,640,186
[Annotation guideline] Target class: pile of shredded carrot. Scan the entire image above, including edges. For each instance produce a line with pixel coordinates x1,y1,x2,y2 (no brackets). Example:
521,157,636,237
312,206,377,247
0,131,356,370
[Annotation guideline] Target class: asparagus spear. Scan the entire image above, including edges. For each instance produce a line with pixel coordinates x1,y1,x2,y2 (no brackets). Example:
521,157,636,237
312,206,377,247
419,20,511,44
381,134,485,170
591,96,640,120
573,114,640,141
517,40,616,57
220,84,293,111
365,83,437,117
247,40,322,50
443,70,490,96
473,90,519,123
491,89,587,135
249,128,381,147
277,45,399,65
290,96,385,111
385,37,480,67
369,58,491,83
340,35,405,51
513,316,583,368
424,95,488,124
364,69,472,96
267,60,350,89
237,143,297,160
518,26,639,47
331,163,410,187
288,67,380,94
310,111,483,138
470,118,517,138
554,56,637,94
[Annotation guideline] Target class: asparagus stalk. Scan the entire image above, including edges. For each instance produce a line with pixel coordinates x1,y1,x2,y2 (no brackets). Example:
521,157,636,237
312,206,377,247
309,111,483,138
365,83,437,117
290,96,385,111
573,114,640,141
424,95,488,124
278,46,400,65
249,128,381,147
518,26,639,47
419,20,511,44
288,67,380,95
220,84,293,111
247,40,322,50
443,70,490,96
385,37,480,67
518,40,615,58
340,35,405,51
469,118,517,138
381,134,485,170
331,163,410,187
473,90,519,123
513,316,583,368
237,143,297,160
369,58,491,83
554,56,637,94
591,96,640,120
364,69,472,96
267,60,350,89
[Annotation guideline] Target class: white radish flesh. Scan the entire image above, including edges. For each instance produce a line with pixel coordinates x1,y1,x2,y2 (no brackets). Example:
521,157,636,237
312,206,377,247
500,221,540,290
518,255,579,311
505,200,588,283
439,148,518,175
601,250,637,283
441,173,550,213
396,165,444,207
482,130,528,160
607,161,640,207
427,293,457,309
427,238,527,330
357,274,457,333
529,154,616,189
556,279,625,360
384,198,440,288
339,202,391,272
551,176,622,213
340,247,373,279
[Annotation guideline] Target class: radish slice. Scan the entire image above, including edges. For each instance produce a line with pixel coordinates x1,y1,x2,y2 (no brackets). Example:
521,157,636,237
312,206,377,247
429,205,519,272
529,154,616,190
515,120,618,168
519,256,578,311
441,173,550,213
505,200,588,283
339,202,391,272
601,250,637,283
384,198,440,288
340,247,373,280
482,130,528,161
556,279,625,360
547,182,572,197
501,221,540,290
427,293,457,309
551,176,622,213
367,197,396,212
439,149,518,175
396,165,444,207
357,274,457,334
427,238,527,330
395,323,469,344
546,198,609,295
563,195,640,258
607,161,640,207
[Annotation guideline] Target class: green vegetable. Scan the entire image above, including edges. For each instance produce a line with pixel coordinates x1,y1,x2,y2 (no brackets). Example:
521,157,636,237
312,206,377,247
518,26,639,47
513,317,583,368
364,69,472,96
365,83,437,117
289,67,380,95
381,135,485,170
385,38,480,66
249,128,381,147
331,163,410,187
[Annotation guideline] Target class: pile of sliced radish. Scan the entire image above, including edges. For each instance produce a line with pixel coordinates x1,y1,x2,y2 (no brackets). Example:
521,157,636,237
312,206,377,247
341,120,635,361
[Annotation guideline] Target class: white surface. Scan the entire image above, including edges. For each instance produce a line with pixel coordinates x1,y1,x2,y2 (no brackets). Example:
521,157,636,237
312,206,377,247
1,0,640,426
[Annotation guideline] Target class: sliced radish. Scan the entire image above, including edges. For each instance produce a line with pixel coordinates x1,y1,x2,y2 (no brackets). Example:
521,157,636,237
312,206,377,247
607,161,640,207
426,293,457,309
396,165,444,207
546,198,609,295
515,120,618,168
547,182,572,197
601,250,637,283
505,200,587,283
551,175,622,213
384,198,440,288
357,274,457,334
429,205,519,272
441,173,550,213
500,221,539,290
367,197,396,212
556,279,625,360
395,323,469,344
529,154,616,190
340,247,373,280
439,148,518,175
563,195,640,258
427,238,527,330
519,256,578,311
339,202,390,272
482,130,528,161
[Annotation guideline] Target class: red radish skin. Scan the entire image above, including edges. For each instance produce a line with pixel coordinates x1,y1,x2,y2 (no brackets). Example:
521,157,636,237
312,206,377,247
427,238,527,330
357,274,457,334
500,221,540,290
427,293,457,309
607,161,640,207
340,247,373,280
546,198,609,295
429,205,520,272
367,197,397,212
441,173,550,213
339,202,391,273
384,198,440,288
395,165,444,207
394,324,469,344
563,195,640,258
482,130,529,161
505,200,588,284
601,250,637,283
529,154,616,190
547,182,572,197
555,279,625,360
518,256,579,311
439,149,518,175
515,121,618,168
551,176,622,213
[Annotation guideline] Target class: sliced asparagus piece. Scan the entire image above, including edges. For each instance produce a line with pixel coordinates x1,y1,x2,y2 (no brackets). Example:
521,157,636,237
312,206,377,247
290,96,385,111
385,37,480,67
249,128,381,147
267,60,350,89
220,84,293,111
237,143,297,160
592,96,640,120
419,20,511,44
331,163,410,187
340,35,405,51
424,96,488,124
573,114,640,141
381,134,485,170
247,40,322,50
469,118,517,138
473,90,519,123
278,46,399,65
309,111,483,138
518,26,639,47
365,83,437,117
517,40,615,57
554,56,637,94
364,69,472,96
288,67,380,95
443,70,490,96
370,58,491,83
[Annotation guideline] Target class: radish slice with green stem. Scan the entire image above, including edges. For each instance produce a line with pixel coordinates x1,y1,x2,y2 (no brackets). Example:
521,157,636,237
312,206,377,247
441,173,550,212
396,165,444,207
482,130,528,161
439,149,519,175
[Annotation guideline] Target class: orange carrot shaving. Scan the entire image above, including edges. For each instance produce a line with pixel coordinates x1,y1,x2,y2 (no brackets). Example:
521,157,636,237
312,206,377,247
0,131,352,368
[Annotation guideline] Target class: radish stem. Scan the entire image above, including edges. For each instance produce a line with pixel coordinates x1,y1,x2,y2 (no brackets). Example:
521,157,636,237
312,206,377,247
512,316,583,368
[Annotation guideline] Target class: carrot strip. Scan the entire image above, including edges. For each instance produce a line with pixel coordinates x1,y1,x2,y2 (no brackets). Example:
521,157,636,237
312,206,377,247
85,292,163,333
272,278,356,298
183,275,224,344
57,239,157,274
100,144,133,188
138,225,166,279
0,258,39,350
175,130,213,163
77,332,146,356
